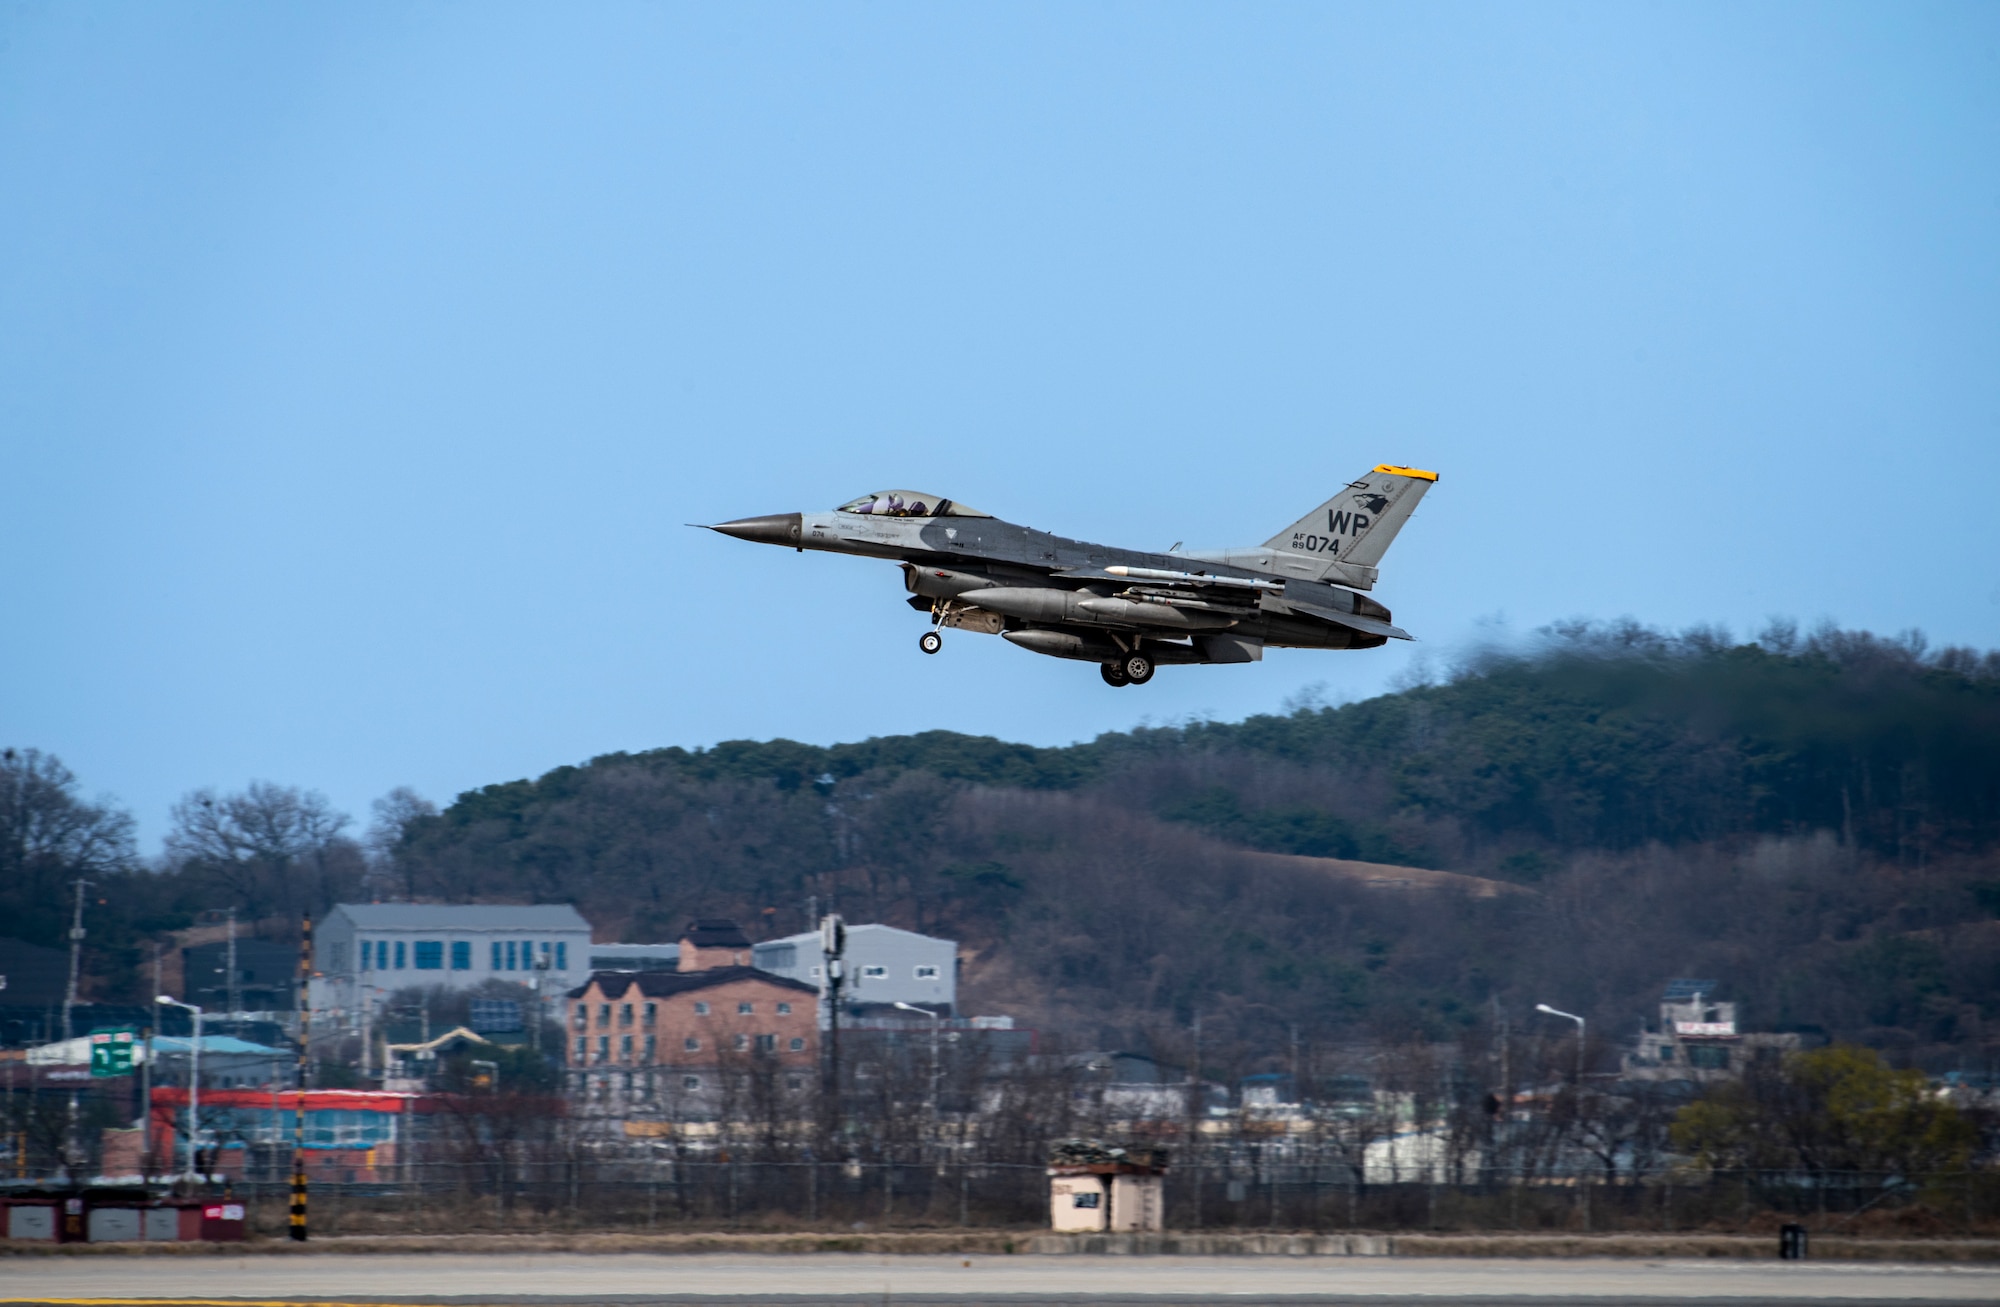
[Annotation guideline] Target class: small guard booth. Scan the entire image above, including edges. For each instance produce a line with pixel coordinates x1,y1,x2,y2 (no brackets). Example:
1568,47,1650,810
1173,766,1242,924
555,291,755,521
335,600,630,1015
1047,1140,1167,1233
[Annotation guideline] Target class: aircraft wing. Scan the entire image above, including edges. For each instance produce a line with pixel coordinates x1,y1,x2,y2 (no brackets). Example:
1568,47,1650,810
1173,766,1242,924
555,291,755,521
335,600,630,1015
1053,565,1412,640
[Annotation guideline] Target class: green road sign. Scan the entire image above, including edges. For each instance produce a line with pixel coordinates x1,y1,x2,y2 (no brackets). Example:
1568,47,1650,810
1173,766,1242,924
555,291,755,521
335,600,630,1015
89,1028,136,1077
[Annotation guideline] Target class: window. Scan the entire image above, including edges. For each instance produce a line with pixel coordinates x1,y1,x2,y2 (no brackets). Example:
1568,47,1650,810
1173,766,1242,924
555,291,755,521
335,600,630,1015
761,944,797,969
394,941,406,969
359,941,371,971
451,941,471,971
682,1075,701,1090
738,1001,754,1015
913,965,940,979
684,1037,699,1052
414,940,443,970
572,1006,587,1030
734,1034,748,1051
861,965,888,979
809,965,823,979
643,1002,657,1025
506,940,518,971
595,1036,609,1063
1659,1046,1674,1062
755,1034,775,1053
491,942,503,971
787,1076,805,1091
620,1034,633,1058
776,1002,792,1016
574,1037,586,1061
1689,1045,1730,1070
620,1003,634,1026
555,942,567,970
643,1035,655,1061
597,1003,611,1027
693,1002,710,1016
1073,1193,1100,1209
789,1037,806,1052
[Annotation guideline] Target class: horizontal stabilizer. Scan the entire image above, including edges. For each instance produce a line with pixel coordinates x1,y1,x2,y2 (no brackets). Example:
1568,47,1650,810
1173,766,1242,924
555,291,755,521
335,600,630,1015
1281,598,1413,641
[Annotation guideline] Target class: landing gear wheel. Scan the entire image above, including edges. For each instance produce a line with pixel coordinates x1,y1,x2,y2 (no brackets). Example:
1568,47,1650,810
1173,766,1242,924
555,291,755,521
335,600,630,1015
1121,653,1154,684
919,630,943,655
1099,662,1131,687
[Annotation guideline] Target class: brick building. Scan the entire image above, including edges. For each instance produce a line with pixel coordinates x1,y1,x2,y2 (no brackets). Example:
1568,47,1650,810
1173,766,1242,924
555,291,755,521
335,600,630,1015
565,919,819,1123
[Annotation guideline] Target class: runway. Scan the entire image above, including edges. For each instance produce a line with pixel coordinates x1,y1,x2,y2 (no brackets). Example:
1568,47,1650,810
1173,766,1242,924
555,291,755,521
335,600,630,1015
1,1252,1998,1305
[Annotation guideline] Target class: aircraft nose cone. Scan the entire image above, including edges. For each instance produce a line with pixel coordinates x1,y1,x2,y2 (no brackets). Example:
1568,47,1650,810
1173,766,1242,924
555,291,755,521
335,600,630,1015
709,512,802,546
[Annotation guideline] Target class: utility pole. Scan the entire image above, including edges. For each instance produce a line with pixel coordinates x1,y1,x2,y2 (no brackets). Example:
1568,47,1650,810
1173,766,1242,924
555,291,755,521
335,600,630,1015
820,914,846,1145
225,908,240,1024
1188,1011,1203,1230
57,877,92,1183
62,878,91,1041
530,949,551,1054
140,949,157,1181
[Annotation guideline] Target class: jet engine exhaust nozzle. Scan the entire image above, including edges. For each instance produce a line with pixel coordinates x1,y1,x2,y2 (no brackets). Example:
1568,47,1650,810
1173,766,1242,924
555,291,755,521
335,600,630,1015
709,513,802,546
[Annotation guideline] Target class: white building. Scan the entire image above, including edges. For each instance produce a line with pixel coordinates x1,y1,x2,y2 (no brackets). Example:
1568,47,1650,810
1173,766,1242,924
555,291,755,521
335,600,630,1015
313,904,593,1013
752,924,956,1016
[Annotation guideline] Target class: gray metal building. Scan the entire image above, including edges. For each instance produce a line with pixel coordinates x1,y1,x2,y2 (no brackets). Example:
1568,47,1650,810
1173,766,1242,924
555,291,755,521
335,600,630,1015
752,924,956,1016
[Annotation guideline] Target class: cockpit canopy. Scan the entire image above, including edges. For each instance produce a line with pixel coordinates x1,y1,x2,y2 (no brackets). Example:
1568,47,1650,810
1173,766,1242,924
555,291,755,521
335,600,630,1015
835,490,990,519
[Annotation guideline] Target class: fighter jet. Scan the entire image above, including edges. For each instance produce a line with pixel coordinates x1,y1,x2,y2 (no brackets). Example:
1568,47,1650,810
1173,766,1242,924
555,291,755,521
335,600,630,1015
704,465,1437,686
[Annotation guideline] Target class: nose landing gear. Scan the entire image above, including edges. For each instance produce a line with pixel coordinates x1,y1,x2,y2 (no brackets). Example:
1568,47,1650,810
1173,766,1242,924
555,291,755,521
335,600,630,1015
919,630,943,655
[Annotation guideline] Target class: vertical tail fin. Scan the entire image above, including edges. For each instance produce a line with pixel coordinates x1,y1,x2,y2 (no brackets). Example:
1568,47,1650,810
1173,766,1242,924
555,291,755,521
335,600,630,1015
1263,465,1438,571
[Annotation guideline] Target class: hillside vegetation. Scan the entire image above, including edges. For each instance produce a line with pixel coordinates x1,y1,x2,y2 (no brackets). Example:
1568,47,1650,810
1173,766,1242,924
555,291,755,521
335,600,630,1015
382,622,2000,1065
8,622,1998,1068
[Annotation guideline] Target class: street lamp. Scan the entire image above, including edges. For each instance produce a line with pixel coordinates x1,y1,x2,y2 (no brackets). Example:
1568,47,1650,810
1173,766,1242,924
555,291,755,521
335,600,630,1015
892,1002,943,1120
156,995,203,1182
1535,1003,1585,1085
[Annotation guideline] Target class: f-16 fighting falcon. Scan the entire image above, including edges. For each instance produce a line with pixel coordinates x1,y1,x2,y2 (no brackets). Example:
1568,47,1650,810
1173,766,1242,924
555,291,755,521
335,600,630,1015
704,465,1437,687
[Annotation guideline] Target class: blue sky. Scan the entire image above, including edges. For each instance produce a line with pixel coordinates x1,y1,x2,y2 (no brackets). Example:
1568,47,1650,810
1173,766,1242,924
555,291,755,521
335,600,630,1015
4,3,1996,849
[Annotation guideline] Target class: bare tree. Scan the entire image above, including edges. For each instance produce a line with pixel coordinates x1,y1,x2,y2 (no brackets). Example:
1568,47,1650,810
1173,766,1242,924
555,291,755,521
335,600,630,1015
0,748,136,875
367,786,437,899
0,747,136,948
165,781,357,922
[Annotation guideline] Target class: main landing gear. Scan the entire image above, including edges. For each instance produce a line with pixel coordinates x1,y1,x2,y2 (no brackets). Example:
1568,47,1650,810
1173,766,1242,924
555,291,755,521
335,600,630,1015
1100,652,1154,687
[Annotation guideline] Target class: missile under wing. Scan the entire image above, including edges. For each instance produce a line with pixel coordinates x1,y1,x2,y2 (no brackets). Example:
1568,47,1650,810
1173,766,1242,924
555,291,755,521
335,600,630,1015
705,466,1437,687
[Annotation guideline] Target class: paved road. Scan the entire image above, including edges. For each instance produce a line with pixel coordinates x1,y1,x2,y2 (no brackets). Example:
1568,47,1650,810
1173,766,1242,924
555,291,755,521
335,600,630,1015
2,1253,1998,1305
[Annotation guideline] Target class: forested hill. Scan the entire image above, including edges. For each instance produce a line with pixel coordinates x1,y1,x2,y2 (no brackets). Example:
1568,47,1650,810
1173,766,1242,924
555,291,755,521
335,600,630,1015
388,623,2000,1065
435,621,2000,866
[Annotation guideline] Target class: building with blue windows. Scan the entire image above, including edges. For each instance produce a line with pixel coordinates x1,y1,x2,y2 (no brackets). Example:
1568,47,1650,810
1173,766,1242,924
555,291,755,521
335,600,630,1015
316,903,592,1005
